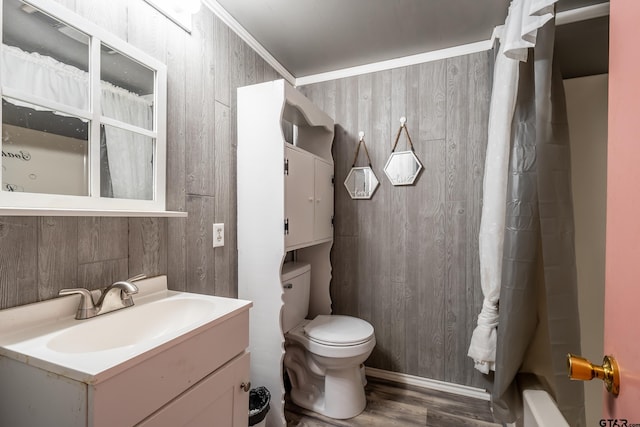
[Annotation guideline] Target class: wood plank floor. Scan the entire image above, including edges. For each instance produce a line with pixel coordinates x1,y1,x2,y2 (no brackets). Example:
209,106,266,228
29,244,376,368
285,377,500,427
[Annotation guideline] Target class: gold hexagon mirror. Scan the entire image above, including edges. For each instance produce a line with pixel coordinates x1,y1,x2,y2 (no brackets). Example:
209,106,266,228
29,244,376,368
344,131,379,199
344,166,379,199
384,150,423,186
384,117,423,186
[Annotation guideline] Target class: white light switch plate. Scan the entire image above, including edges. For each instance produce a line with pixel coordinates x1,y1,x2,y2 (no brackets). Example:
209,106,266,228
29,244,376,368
213,223,224,247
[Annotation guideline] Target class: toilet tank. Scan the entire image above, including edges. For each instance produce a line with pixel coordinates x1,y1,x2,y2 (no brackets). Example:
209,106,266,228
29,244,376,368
281,262,311,333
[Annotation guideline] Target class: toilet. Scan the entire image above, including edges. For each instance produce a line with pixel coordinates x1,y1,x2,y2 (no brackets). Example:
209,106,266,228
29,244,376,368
281,262,376,419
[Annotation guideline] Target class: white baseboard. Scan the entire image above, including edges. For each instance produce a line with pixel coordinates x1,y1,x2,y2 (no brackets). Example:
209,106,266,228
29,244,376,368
365,367,491,402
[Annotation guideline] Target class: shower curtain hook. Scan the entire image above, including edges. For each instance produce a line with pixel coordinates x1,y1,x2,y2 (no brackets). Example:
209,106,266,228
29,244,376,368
358,131,365,142
400,116,407,127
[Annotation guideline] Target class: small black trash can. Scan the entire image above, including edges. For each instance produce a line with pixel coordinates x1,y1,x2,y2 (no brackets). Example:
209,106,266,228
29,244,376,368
248,386,270,427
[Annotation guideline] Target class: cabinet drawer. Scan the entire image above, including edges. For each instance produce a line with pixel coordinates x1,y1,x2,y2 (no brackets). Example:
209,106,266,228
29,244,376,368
138,352,250,427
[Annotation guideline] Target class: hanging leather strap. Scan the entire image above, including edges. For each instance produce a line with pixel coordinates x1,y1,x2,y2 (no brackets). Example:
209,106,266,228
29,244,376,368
352,136,373,167
391,123,416,153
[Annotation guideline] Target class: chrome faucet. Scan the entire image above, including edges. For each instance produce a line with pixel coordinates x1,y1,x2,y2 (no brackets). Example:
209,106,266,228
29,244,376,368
59,274,145,320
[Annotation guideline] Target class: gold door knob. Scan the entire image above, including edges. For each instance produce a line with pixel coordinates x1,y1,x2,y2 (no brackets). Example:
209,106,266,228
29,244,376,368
567,353,620,396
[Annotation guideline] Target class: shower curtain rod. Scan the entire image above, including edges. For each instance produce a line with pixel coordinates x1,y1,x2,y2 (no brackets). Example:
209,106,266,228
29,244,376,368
556,2,609,26
489,2,609,47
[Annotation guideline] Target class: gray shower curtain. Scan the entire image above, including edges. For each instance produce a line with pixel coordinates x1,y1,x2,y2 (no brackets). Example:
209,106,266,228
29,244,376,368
491,20,585,426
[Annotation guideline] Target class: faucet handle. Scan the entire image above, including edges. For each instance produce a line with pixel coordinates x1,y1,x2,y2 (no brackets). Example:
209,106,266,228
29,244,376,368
58,288,98,319
59,288,95,307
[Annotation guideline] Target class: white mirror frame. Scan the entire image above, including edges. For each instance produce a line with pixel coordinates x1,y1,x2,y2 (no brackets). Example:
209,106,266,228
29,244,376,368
0,0,180,216
383,150,423,186
344,166,379,200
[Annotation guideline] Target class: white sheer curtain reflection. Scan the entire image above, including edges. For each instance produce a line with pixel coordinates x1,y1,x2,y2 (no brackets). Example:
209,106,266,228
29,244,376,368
467,0,557,374
1,44,88,110
101,84,153,200
1,44,153,199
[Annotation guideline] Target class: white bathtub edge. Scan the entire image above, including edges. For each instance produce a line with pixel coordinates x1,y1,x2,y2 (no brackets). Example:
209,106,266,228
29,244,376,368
523,389,570,427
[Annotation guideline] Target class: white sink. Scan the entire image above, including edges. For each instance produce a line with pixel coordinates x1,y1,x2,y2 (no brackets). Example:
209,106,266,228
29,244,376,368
47,296,222,353
0,276,251,383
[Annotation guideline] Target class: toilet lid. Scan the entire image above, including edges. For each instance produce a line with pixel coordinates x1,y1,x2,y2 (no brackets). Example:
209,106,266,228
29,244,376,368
303,315,374,346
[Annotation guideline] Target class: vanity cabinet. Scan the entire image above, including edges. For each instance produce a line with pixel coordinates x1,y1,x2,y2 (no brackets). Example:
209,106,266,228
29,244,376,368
91,312,250,427
138,352,250,427
238,79,335,427
0,291,251,427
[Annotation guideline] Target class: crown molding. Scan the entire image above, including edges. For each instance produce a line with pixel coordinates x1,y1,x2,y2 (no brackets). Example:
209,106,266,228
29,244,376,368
201,0,295,85
295,39,493,86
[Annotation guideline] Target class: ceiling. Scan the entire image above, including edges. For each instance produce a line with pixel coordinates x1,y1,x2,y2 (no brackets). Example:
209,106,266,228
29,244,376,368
212,0,610,80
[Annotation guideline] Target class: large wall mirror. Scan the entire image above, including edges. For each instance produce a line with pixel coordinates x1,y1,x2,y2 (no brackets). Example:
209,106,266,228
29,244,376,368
0,0,173,214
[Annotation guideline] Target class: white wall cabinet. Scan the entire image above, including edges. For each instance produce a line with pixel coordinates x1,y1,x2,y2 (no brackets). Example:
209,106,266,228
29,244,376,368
285,145,315,248
238,79,334,427
314,158,334,241
285,145,334,249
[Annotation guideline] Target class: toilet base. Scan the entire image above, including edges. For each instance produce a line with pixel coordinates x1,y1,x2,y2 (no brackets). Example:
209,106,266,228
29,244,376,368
289,365,367,419
324,366,367,418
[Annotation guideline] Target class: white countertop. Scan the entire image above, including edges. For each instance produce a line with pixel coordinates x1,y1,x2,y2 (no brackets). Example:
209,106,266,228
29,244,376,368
0,276,251,384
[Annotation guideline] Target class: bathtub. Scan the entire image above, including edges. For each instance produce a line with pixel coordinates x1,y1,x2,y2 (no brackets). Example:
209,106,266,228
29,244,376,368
503,375,570,427
523,388,569,427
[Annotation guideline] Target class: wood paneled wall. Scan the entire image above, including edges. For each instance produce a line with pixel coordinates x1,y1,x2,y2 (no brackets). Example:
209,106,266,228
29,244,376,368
0,0,493,390
300,51,492,388
0,0,282,309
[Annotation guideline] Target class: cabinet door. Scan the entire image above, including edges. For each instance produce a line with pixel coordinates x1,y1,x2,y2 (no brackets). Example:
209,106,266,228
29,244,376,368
314,159,334,241
138,352,250,427
285,145,314,249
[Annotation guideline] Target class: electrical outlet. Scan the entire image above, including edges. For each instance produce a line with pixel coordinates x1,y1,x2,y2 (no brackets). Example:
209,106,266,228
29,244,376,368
213,223,224,247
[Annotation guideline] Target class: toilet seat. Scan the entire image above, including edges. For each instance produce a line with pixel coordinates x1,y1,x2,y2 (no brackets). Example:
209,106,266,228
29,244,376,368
304,315,374,347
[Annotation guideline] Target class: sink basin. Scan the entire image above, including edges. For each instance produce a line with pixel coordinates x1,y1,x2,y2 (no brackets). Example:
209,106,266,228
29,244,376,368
47,296,220,353
0,275,251,382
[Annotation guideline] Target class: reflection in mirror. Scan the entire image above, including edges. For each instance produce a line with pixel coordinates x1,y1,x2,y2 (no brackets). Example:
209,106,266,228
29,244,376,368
100,44,155,200
383,151,423,186
2,99,88,195
101,124,154,200
2,0,89,110
2,0,92,197
1,0,162,205
344,166,379,200
100,43,155,130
